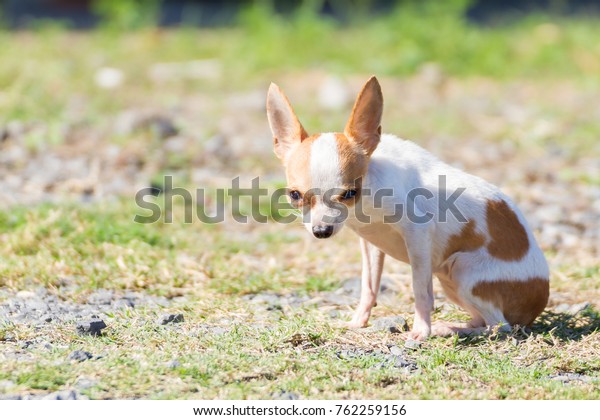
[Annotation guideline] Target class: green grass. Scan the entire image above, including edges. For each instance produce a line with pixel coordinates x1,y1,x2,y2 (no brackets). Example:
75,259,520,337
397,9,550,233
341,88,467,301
0,202,598,399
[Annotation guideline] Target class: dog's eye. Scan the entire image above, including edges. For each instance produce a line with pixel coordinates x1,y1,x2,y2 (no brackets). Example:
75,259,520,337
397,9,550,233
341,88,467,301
342,189,357,200
289,190,302,201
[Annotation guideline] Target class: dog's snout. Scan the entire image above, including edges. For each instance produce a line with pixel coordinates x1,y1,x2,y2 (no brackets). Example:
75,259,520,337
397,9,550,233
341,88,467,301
312,225,334,239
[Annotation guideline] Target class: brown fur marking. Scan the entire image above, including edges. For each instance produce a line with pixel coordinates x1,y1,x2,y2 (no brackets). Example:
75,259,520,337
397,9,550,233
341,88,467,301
285,135,319,207
443,219,486,262
344,77,383,156
335,133,369,206
486,199,529,261
471,277,549,326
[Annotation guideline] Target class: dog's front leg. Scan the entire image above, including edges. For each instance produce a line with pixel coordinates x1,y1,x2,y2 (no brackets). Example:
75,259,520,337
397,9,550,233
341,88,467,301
404,228,434,341
348,238,385,328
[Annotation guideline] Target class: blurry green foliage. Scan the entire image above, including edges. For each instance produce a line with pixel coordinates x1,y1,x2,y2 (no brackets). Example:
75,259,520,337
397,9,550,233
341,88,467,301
92,0,161,30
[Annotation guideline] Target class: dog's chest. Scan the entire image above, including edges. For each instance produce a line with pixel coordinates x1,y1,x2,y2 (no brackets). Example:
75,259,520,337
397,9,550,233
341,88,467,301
350,223,410,263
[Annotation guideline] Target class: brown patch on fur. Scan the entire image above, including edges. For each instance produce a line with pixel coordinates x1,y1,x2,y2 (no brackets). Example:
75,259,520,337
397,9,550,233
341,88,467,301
442,220,486,262
486,199,529,261
471,277,549,326
267,83,309,160
335,133,368,206
285,135,318,193
344,77,383,156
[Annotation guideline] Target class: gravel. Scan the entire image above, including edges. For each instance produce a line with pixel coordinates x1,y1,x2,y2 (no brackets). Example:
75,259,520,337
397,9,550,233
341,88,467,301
166,360,181,369
403,339,422,350
549,373,594,384
336,347,418,372
76,319,107,337
370,316,409,334
68,350,94,362
271,390,300,400
0,287,172,328
1,390,89,400
158,314,185,325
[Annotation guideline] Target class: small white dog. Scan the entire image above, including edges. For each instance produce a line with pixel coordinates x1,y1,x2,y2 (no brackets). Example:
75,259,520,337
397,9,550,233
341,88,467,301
266,76,549,341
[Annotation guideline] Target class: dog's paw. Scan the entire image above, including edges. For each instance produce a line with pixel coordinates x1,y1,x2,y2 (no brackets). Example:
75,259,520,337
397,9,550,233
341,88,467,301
344,309,372,329
344,319,368,329
402,326,431,342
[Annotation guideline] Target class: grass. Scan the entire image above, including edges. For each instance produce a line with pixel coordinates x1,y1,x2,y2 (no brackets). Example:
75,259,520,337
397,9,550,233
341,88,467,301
0,202,599,399
1,2,600,400
2,3,600,126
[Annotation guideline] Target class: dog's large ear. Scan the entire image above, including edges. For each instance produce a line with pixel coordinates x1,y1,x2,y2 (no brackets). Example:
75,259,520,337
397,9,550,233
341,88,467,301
267,83,309,162
344,76,383,156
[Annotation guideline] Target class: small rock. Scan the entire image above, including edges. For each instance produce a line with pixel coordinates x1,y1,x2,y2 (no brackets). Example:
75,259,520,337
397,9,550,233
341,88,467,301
208,327,227,335
95,67,124,89
0,380,15,391
372,316,409,334
373,354,415,370
158,314,184,325
336,349,363,360
404,339,422,350
388,345,403,356
549,373,593,384
41,390,88,400
567,302,590,315
86,290,114,306
76,319,107,336
166,360,181,369
113,298,135,309
16,291,35,299
74,377,97,390
271,391,300,400
19,340,33,349
68,350,93,362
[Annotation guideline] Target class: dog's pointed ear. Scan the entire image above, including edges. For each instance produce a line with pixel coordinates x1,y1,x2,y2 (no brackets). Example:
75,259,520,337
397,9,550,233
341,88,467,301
267,83,309,162
344,76,383,156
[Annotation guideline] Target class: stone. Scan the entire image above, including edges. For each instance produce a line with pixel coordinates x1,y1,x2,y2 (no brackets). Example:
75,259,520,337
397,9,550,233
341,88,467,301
86,290,114,306
76,319,107,336
41,390,89,400
567,302,590,315
16,291,36,299
271,391,300,400
549,373,593,384
388,345,403,356
74,377,97,390
158,314,184,325
68,350,93,362
94,67,124,89
0,380,15,392
166,360,181,369
404,339,422,350
371,316,409,333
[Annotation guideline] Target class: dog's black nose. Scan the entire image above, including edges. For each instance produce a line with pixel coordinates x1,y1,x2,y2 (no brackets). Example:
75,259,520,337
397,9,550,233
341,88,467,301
312,225,334,239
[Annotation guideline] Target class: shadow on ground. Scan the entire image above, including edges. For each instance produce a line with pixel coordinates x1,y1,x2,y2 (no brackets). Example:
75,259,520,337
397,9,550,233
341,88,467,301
533,306,600,342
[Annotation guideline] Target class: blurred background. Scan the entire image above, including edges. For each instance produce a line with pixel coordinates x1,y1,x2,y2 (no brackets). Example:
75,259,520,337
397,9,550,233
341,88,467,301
0,0,599,265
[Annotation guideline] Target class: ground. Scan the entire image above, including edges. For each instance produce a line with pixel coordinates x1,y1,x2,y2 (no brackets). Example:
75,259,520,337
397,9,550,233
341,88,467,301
1,13,599,399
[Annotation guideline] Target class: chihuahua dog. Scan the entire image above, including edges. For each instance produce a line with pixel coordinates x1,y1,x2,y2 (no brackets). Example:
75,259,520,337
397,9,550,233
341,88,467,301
266,76,549,340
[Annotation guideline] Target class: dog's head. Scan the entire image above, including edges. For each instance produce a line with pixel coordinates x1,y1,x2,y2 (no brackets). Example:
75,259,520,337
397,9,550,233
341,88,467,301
267,77,383,239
